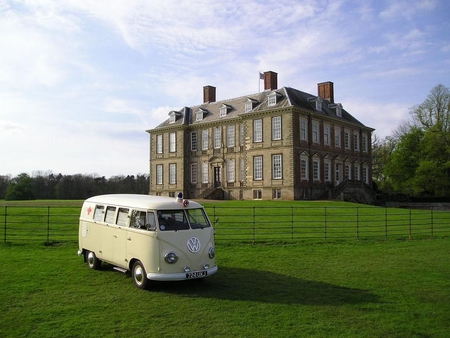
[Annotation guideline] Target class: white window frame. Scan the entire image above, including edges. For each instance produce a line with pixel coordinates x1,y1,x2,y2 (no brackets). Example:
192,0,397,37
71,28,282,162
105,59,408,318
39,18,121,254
362,133,368,153
335,127,341,148
254,119,262,143
324,160,331,182
220,106,227,117
240,124,245,146
313,157,320,181
354,132,360,151
253,189,262,200
245,101,253,113
156,134,163,154
202,130,209,150
312,121,320,144
191,132,197,151
272,154,282,179
300,155,309,181
345,164,351,179
316,98,322,111
268,93,277,106
214,127,221,149
191,163,197,184
254,156,263,180
344,130,350,150
227,159,235,182
324,124,330,146
354,165,360,181
169,132,176,153
272,116,281,140
300,118,308,141
156,164,163,185
196,111,203,121
227,125,235,147
169,163,176,184
363,166,369,184
202,162,208,183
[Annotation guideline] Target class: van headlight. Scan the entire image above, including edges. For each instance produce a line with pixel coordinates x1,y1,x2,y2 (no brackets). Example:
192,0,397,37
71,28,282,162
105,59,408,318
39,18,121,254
208,246,215,259
164,252,179,264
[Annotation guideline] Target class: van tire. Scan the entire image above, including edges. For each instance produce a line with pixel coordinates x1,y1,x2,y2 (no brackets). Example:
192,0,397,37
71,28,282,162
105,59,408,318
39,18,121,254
132,261,149,290
86,250,101,270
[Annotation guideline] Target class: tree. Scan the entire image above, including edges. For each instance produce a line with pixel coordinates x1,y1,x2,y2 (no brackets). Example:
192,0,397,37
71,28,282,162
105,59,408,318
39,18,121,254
380,84,450,196
384,127,424,195
5,173,36,200
371,134,396,192
411,84,450,132
0,175,12,199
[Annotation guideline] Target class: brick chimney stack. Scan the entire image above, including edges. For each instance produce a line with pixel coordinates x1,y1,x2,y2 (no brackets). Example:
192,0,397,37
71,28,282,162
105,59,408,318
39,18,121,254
203,85,216,103
264,71,278,91
318,81,334,103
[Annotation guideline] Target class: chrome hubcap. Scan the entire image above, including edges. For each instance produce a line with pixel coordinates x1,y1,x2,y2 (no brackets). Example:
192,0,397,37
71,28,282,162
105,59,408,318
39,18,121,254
134,266,144,285
87,252,95,266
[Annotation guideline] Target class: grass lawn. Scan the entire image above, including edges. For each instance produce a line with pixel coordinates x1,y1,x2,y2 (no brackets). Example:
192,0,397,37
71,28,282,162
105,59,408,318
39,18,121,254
1,238,449,337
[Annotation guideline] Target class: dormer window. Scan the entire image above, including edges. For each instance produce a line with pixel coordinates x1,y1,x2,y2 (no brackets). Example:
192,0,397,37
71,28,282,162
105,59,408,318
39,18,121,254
307,96,323,111
219,104,231,118
268,93,277,106
196,108,207,122
169,110,180,124
245,98,258,113
329,103,343,117
268,91,282,107
245,101,253,113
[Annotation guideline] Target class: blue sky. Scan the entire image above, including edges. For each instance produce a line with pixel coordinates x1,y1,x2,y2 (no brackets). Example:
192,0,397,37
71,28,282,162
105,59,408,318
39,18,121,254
1,0,449,178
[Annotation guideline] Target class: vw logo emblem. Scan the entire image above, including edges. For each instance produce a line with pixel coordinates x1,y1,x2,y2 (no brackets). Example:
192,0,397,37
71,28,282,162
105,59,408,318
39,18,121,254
187,237,201,253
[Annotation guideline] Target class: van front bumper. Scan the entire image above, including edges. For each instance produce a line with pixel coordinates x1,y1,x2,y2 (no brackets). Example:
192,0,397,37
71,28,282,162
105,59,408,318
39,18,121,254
147,265,218,281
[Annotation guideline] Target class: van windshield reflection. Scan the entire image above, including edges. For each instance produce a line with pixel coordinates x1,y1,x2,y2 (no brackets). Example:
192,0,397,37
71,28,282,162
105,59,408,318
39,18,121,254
157,209,211,231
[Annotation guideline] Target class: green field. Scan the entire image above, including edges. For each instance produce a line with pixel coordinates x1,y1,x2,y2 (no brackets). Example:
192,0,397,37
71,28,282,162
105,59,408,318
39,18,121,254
2,199,449,244
1,238,449,337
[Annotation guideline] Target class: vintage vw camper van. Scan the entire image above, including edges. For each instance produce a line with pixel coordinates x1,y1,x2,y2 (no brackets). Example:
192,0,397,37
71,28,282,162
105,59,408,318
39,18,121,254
78,193,217,289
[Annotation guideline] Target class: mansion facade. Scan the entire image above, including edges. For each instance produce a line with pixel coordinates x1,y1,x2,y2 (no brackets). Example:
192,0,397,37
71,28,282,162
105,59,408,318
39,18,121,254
147,71,374,201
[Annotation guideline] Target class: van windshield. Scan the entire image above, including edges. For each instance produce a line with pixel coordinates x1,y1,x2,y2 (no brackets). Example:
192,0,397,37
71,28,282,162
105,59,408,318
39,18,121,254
157,208,211,231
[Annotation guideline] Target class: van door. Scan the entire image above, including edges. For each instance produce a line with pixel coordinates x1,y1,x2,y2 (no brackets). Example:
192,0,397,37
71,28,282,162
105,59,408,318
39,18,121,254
111,207,129,268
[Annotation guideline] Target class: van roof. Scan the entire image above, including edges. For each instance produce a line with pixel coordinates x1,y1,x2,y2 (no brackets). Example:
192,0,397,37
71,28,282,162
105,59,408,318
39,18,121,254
84,194,203,210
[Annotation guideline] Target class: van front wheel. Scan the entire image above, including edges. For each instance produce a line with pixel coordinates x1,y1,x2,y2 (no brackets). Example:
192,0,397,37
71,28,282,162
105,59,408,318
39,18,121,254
132,261,148,290
86,250,101,270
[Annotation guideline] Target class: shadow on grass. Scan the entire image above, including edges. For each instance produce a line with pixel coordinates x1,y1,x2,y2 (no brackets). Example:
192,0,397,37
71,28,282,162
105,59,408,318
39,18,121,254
145,266,380,306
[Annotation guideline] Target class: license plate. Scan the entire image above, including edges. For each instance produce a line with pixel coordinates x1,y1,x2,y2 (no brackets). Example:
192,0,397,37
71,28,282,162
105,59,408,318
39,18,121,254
186,271,207,279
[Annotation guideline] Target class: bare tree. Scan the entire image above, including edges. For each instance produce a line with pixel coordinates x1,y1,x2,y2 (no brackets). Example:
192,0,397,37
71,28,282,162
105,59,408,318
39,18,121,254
410,84,450,132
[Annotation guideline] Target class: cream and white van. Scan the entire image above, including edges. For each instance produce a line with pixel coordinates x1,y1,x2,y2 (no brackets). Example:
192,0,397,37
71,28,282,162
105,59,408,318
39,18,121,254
78,193,217,289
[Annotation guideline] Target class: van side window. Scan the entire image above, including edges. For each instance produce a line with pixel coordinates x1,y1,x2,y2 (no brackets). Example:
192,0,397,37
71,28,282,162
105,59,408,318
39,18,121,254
105,206,116,224
131,210,147,229
157,210,189,231
94,205,105,222
116,208,129,226
147,212,156,231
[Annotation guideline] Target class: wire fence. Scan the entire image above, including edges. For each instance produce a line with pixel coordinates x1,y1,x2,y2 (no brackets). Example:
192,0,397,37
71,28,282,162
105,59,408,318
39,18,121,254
1,205,449,244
